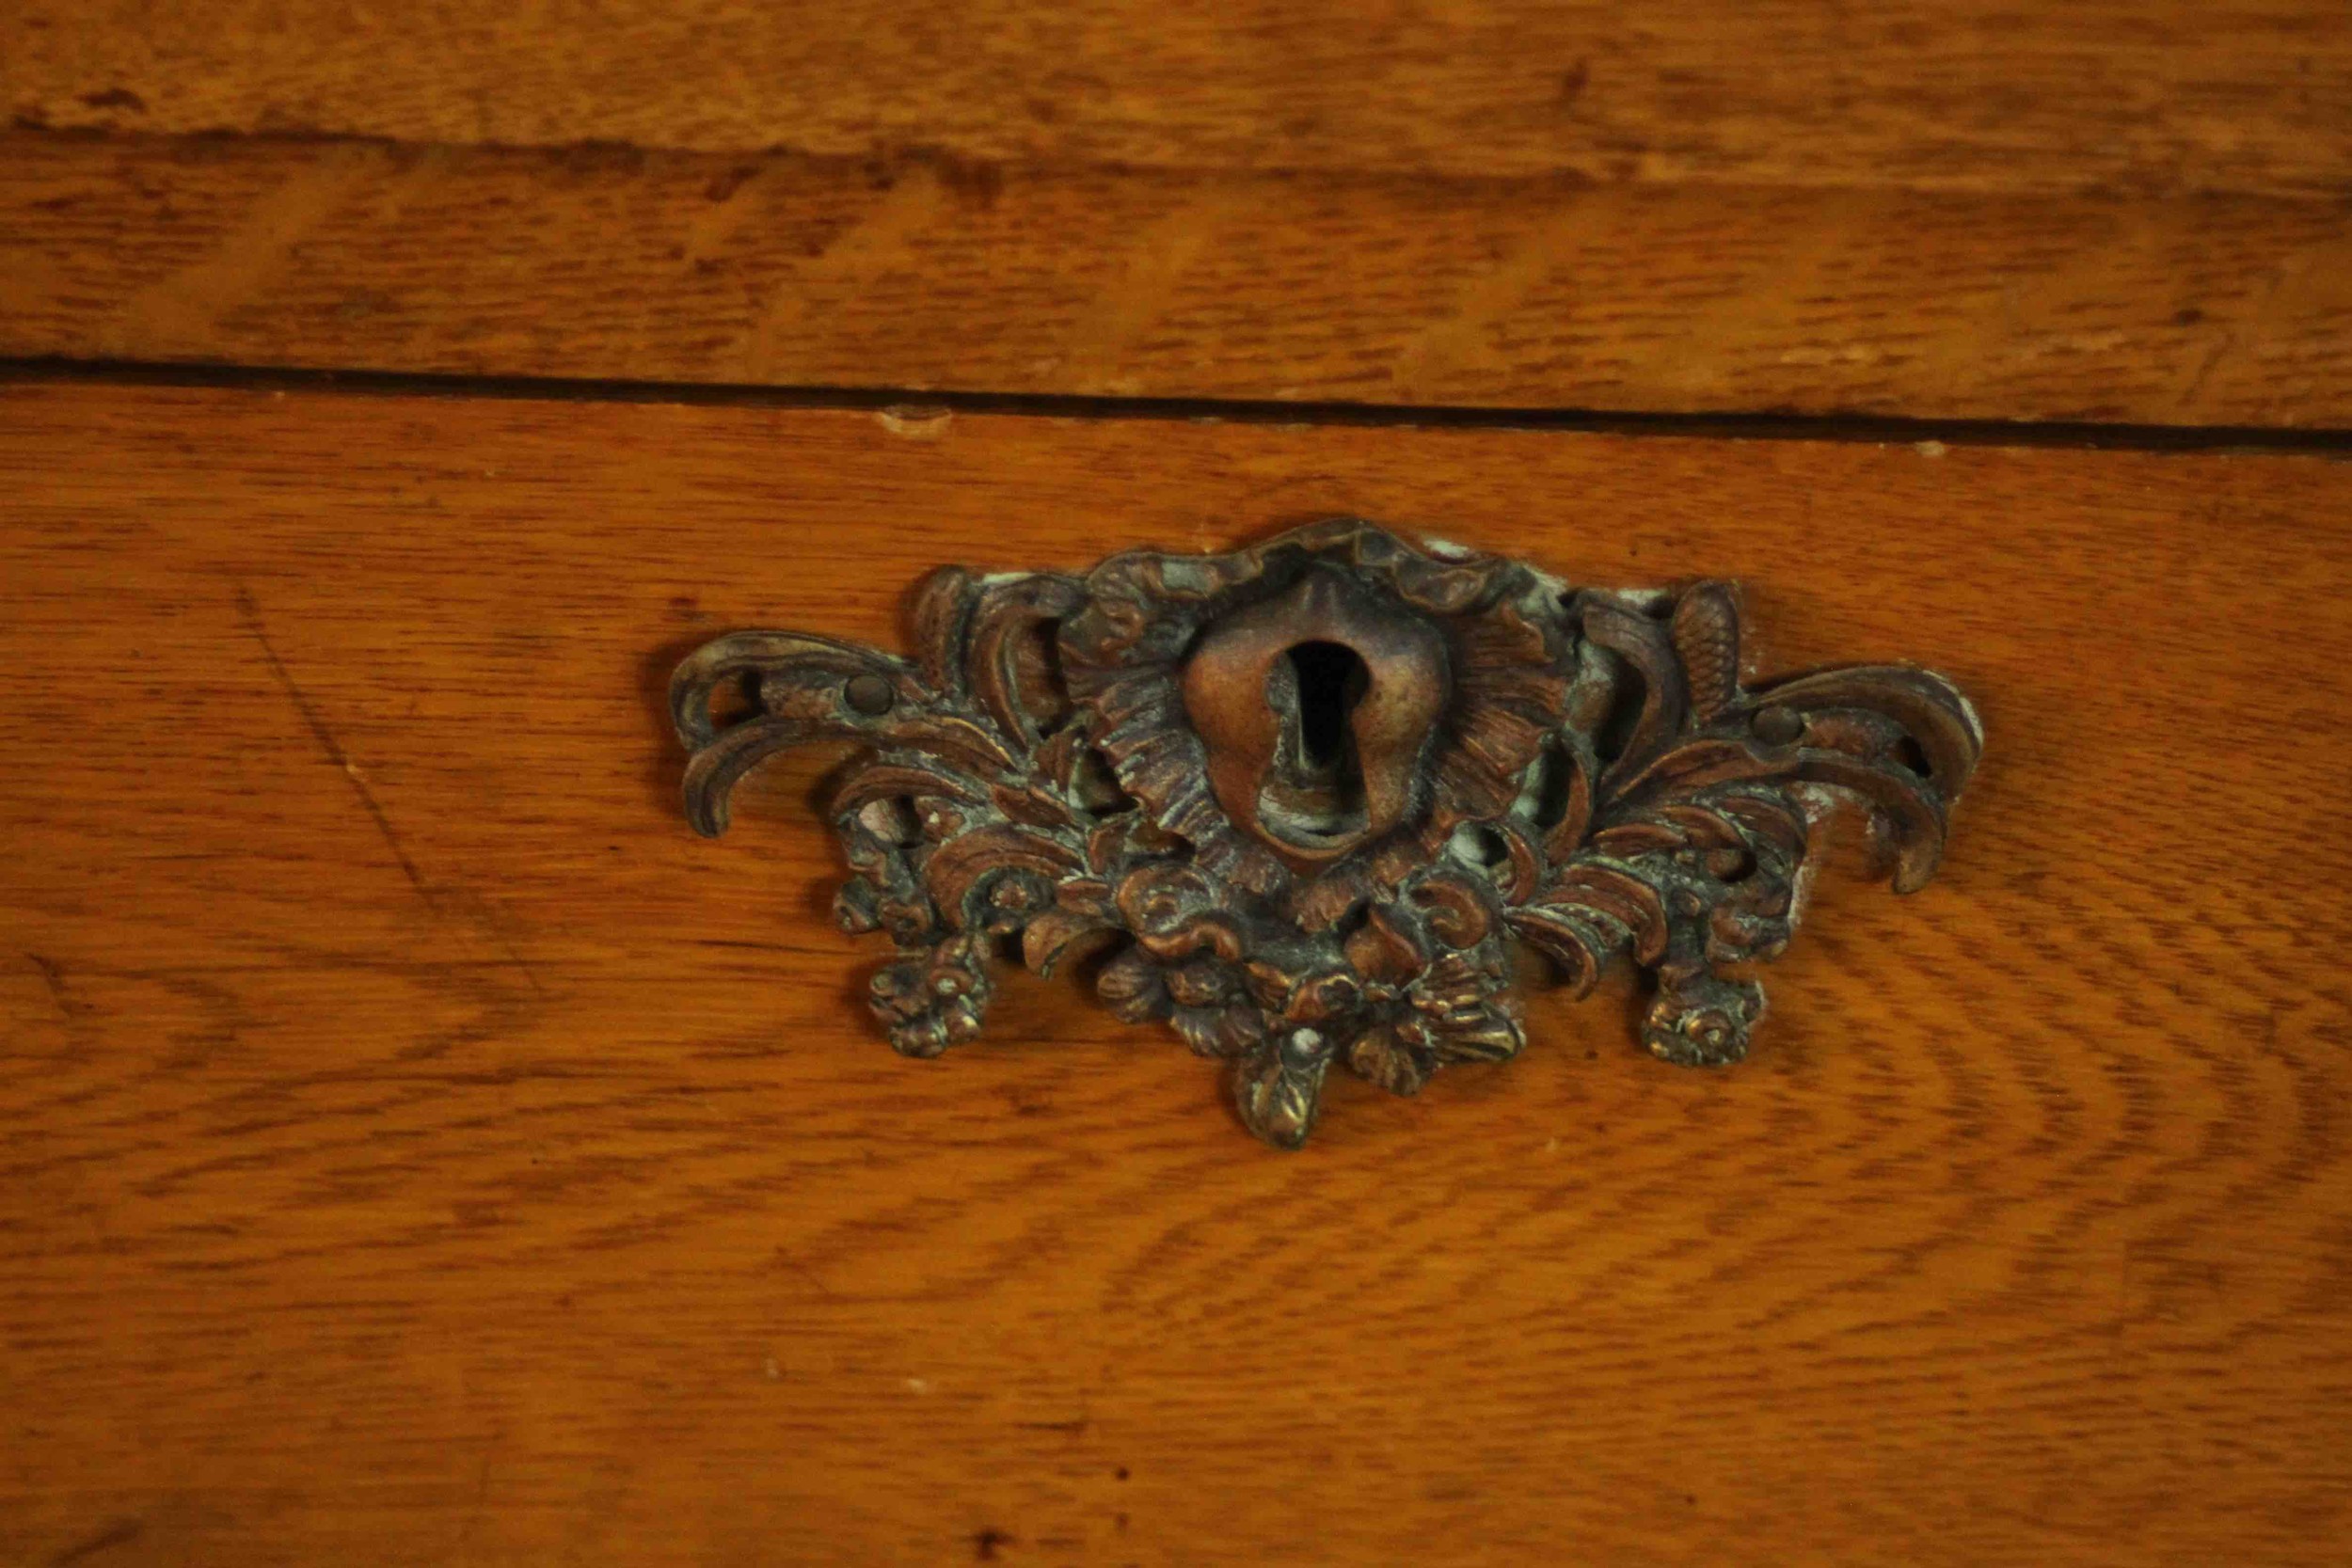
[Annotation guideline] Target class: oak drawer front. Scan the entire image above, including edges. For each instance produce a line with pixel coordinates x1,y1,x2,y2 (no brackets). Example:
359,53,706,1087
8,0,2352,430
3,381,2346,1565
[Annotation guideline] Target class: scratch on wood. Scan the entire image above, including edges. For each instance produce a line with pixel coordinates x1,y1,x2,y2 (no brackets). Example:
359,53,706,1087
234,584,437,909
436,885,548,997
2180,332,2237,411
26,952,84,1018
48,1518,144,1567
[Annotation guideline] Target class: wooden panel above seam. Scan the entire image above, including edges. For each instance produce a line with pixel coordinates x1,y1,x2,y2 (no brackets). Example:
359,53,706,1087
4,0,2349,425
6,132,2349,427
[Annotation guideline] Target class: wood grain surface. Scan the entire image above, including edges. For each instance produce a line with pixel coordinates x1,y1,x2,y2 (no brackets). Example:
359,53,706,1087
6,0,2351,426
8,1,2346,192
2,382,2349,1564
8,131,2350,427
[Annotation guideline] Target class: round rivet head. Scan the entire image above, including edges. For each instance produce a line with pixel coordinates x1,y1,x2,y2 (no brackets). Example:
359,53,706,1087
1750,705,1804,747
844,673,896,716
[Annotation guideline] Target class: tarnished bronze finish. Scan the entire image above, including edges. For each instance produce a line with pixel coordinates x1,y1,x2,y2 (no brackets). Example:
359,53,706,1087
671,520,1981,1148
1181,567,1448,869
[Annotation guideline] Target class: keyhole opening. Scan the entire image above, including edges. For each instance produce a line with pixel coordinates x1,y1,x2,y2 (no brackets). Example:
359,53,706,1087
1290,641,1367,770
1260,641,1371,845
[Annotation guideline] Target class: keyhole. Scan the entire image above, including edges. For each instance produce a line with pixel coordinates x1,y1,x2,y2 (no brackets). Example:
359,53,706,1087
1180,569,1450,866
1259,641,1371,844
1288,641,1368,770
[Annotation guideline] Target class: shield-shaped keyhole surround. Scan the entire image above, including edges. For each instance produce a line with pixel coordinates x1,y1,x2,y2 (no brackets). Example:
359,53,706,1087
1180,571,1449,868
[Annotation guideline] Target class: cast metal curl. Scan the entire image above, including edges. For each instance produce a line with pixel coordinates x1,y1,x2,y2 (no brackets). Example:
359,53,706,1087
672,520,1980,1148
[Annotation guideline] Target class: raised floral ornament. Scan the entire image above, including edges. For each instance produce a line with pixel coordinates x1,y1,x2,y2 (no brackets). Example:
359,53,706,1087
670,520,1980,1148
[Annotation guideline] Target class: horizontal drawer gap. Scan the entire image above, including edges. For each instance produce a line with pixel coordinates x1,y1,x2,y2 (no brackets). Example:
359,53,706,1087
6,356,2351,457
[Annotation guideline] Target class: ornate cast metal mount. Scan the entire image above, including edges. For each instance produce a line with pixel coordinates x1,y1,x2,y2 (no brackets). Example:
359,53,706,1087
671,521,1981,1148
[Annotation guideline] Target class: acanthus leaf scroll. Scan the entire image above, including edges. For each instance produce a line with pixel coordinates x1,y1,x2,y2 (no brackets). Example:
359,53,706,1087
671,520,1981,1148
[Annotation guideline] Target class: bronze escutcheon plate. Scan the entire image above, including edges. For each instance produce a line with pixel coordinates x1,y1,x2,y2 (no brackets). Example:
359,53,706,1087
671,520,1981,1147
